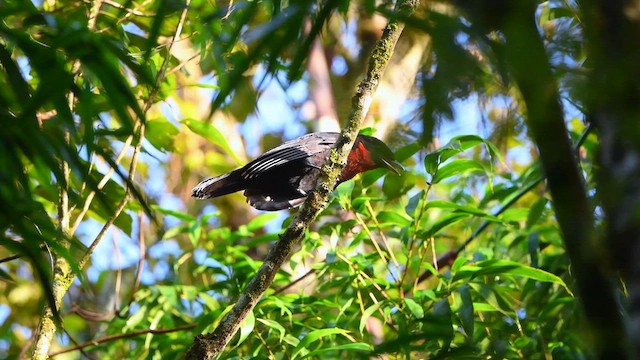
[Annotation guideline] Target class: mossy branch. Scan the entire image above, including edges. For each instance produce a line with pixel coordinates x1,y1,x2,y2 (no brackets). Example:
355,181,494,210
185,1,419,359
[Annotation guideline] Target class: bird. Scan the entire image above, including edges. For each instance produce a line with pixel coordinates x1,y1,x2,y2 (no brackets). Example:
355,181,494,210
192,132,403,211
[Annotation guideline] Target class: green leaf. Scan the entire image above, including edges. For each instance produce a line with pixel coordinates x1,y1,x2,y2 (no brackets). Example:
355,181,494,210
302,343,373,359
153,205,196,221
404,298,424,318
292,328,349,359
526,197,549,227
468,283,516,315
360,301,384,333
456,260,573,296
458,285,474,342
377,210,412,227
450,256,468,274
246,212,278,232
425,135,483,167
424,135,505,179
432,159,487,184
424,212,471,236
181,118,243,165
257,318,286,341
528,232,540,268
425,200,501,222
188,220,202,247
235,310,255,347
420,298,454,348
145,117,179,152
499,208,529,223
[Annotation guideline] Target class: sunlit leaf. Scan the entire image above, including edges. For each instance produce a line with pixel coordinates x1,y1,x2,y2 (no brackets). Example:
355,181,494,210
360,301,384,333
182,118,243,165
404,297,424,318
146,117,179,152
431,159,488,184
257,318,286,341
235,310,255,347
301,343,373,359
292,328,349,360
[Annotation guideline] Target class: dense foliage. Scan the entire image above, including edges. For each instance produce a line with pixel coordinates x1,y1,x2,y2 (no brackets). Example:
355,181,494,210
0,0,635,358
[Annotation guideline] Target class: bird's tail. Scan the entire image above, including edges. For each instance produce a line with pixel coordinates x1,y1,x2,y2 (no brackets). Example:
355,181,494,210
191,171,246,199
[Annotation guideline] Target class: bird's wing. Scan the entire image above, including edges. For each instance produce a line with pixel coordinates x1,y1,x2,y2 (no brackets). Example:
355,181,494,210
241,132,338,179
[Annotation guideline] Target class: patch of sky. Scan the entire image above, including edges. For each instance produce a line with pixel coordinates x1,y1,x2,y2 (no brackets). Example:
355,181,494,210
79,217,141,283
17,57,32,81
183,298,204,317
448,95,484,142
11,323,32,341
57,331,69,346
122,22,146,38
0,304,9,326
159,97,182,125
152,261,171,281
240,66,309,156
0,339,8,358
194,249,232,281
341,20,361,59
331,55,348,76
148,239,182,259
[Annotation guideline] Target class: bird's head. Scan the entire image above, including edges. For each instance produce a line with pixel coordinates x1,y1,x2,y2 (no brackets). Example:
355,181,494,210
355,134,404,175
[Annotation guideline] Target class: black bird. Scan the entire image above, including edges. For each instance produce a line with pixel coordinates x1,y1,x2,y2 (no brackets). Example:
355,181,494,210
192,132,403,211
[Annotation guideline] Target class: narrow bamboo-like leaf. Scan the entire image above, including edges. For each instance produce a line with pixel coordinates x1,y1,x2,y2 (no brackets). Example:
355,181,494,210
425,200,501,222
528,232,540,268
424,135,505,179
146,117,179,152
257,318,286,341
246,213,278,232
153,205,196,221
459,259,573,295
236,310,255,347
359,301,384,333
181,118,243,165
188,220,202,247
404,298,424,318
432,159,487,184
467,283,514,315
424,212,471,236
458,285,474,342
292,328,348,359
377,211,412,227
301,343,373,359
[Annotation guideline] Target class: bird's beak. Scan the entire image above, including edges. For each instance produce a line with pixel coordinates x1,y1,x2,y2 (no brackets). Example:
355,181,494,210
382,158,404,175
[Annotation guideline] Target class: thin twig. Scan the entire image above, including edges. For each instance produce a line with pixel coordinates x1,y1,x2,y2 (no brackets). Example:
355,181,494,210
273,269,316,295
399,184,431,293
48,324,197,357
365,201,401,275
112,230,123,311
353,212,392,273
70,135,134,235
132,210,146,298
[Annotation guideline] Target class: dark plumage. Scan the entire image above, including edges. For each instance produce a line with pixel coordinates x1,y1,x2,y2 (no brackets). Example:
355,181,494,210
192,132,402,211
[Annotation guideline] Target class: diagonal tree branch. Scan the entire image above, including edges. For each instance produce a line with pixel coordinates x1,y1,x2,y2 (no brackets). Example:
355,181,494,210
185,1,419,358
